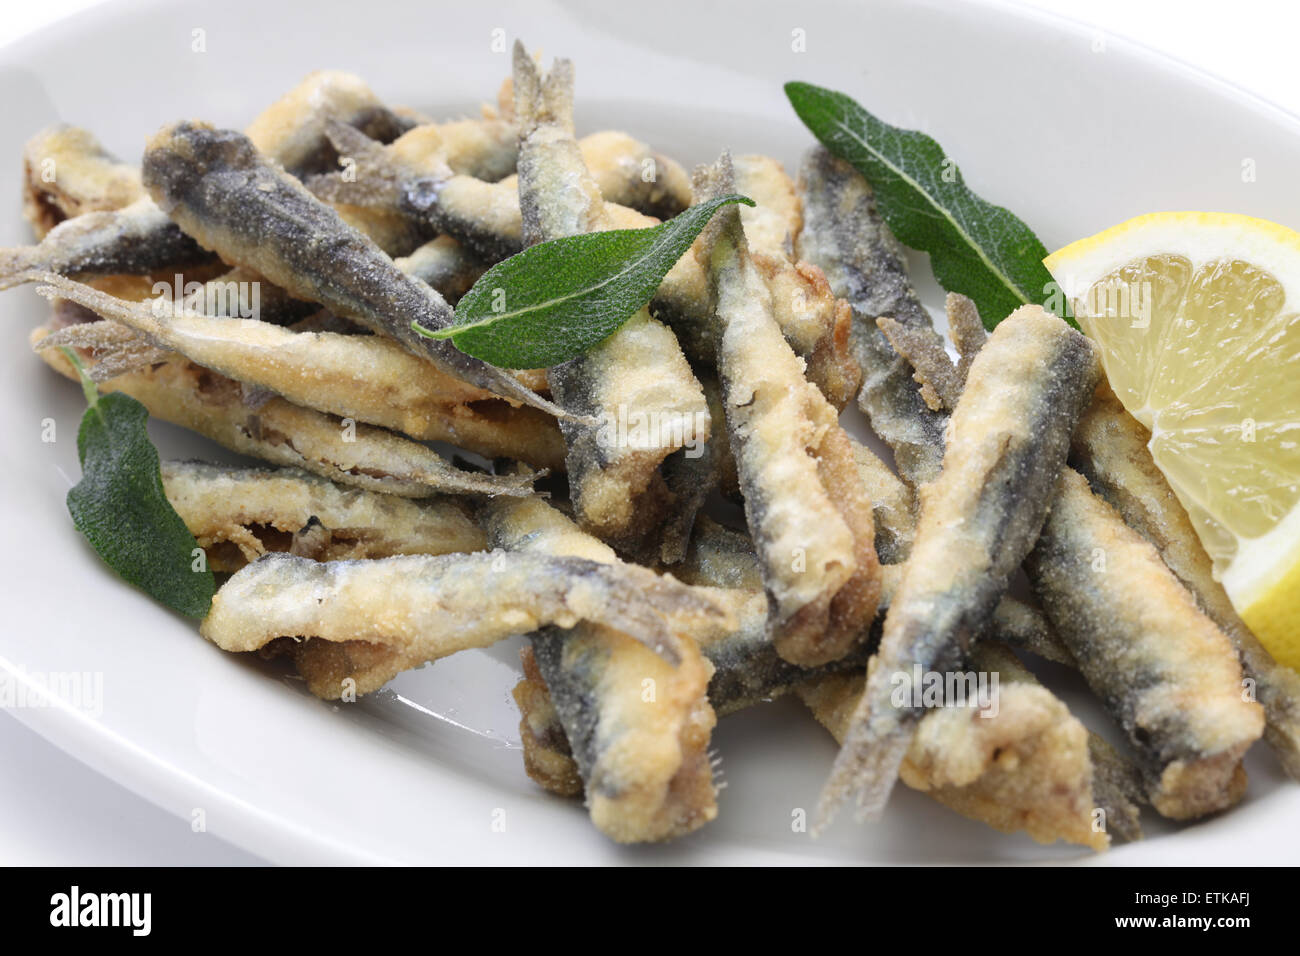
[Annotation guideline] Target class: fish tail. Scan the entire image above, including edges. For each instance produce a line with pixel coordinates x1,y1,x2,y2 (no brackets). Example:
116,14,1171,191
0,248,38,288
491,370,599,425
690,151,746,264
814,724,910,833
813,661,914,832
512,41,576,135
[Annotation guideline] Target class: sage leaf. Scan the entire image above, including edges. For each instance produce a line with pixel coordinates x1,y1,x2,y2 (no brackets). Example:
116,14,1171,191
785,81,1065,327
413,194,754,368
64,353,215,618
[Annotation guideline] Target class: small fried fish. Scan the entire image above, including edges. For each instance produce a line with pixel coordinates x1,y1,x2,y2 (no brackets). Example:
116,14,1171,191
695,151,880,667
484,491,724,843
799,644,1125,851
794,146,948,485
819,306,1100,825
1071,382,1300,782
27,273,565,468
22,126,144,237
512,44,710,558
34,326,534,497
202,550,728,695
2,70,412,283
1026,469,1265,819
160,460,486,572
141,121,568,419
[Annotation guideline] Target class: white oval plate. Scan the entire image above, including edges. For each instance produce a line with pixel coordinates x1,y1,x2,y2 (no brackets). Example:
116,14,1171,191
2,0,1297,865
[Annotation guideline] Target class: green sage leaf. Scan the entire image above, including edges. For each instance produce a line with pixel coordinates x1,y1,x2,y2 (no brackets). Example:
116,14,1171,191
64,354,215,618
413,194,754,367
785,81,1065,327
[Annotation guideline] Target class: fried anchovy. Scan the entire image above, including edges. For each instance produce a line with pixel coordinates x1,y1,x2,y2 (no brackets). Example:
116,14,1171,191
516,578,1136,848
141,121,569,419
27,273,565,468
203,550,726,696
677,522,1068,709
794,145,948,485
386,135,857,406
851,384,1072,665
1071,383,1300,780
34,325,534,497
518,498,1132,847
22,126,145,237
734,154,861,409
820,306,1100,825
161,460,486,572
1027,469,1265,818
808,176,1256,809
303,117,522,256
2,71,409,283
800,642,1130,850
512,45,709,557
483,490,723,843
313,119,690,224
696,151,880,667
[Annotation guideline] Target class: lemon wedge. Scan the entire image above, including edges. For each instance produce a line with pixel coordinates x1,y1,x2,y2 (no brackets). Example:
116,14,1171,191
1046,211,1300,670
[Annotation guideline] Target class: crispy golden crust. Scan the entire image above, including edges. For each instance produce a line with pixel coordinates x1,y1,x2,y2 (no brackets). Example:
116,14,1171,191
29,273,566,468
242,69,409,177
696,153,880,668
513,46,709,557
142,121,562,418
34,326,534,497
160,461,486,572
821,307,1100,824
1028,470,1265,819
486,490,721,844
202,550,729,697
799,645,1110,852
22,126,144,237
514,647,585,797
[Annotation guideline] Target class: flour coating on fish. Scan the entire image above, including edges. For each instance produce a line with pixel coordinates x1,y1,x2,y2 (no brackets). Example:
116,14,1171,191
512,44,709,559
202,551,725,698
1027,469,1264,819
2,71,412,284
21,126,144,237
1071,382,1300,782
34,326,534,497
161,460,486,572
483,488,723,843
695,151,880,667
140,121,568,419
819,306,1100,825
29,272,564,468
794,146,947,485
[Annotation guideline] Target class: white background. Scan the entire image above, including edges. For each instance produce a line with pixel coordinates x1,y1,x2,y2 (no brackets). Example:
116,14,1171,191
2,0,1298,865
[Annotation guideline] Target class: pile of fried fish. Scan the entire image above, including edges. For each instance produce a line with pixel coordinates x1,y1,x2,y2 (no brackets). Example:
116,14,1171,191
6,43,1299,852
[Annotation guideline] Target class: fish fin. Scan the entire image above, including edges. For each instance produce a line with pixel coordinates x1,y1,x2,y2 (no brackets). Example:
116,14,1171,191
303,119,431,208
945,292,987,389
813,657,915,830
877,315,962,411
0,250,39,287
691,150,747,265
512,41,576,135
31,272,168,345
